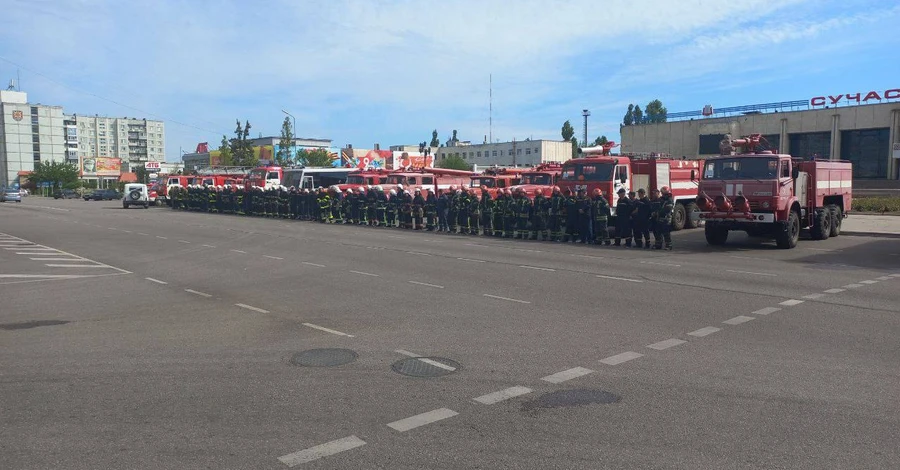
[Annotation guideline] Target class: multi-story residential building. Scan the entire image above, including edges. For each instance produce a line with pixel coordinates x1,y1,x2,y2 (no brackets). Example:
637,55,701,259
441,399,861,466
66,114,166,171
0,90,66,188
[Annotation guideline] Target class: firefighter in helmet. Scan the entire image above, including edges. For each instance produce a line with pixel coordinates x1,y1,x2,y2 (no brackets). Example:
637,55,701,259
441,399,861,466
654,186,674,250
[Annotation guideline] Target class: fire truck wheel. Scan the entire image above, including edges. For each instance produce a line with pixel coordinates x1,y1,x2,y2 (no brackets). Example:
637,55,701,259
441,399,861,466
704,223,728,245
671,203,687,231
828,205,842,237
810,208,831,241
776,210,800,249
683,202,700,229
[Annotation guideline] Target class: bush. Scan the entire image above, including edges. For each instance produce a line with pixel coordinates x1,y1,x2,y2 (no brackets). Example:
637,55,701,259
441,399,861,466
852,196,900,213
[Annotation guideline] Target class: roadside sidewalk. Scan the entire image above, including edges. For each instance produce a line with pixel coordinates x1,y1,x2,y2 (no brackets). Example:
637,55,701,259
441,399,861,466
842,214,900,238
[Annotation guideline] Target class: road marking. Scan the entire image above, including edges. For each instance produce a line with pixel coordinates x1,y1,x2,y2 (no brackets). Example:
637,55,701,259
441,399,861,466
876,276,893,281
752,307,781,316
457,257,486,263
541,367,594,384
405,251,432,256
277,435,366,467
137,232,149,236
891,273,900,277
807,247,840,252
0,274,87,278
859,280,878,285
349,270,379,277
387,408,458,432
145,277,167,285
108,227,118,231
519,265,556,272
302,262,325,268
483,294,531,304
29,257,83,261
842,283,864,288
184,289,212,298
17,252,66,255
600,351,643,365
640,260,682,267
802,293,826,299
647,338,687,350
473,386,533,405
387,235,408,239
302,322,355,337
395,350,457,371
44,264,106,268
121,230,133,233
823,288,845,294
264,255,284,260
723,315,755,325
728,255,760,260
408,280,444,289
202,244,216,248
5,247,54,250
688,326,721,337
178,240,191,244
230,249,247,254
571,254,606,260
235,303,269,313
779,299,804,306
726,269,777,277
156,236,168,239
596,274,644,283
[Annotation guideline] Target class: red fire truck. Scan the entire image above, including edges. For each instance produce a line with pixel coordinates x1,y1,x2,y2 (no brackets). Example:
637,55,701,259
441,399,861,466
385,168,476,193
509,163,563,199
337,168,391,192
469,167,526,197
696,134,852,249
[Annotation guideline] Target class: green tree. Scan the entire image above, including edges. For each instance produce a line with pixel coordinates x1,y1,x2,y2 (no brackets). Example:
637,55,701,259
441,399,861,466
570,136,579,158
217,135,233,166
277,117,295,165
644,99,668,123
297,148,334,167
623,104,634,126
29,161,80,192
230,119,257,166
436,154,470,171
430,129,440,147
632,105,643,124
593,135,609,146
561,120,575,141
134,165,148,184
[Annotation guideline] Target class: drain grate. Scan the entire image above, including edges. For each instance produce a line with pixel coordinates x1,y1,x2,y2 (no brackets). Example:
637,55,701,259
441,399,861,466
0,320,70,331
290,348,358,367
522,389,621,411
391,357,460,377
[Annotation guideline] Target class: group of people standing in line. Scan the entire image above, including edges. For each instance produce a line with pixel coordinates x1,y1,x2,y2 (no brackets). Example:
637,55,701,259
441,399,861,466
168,183,675,249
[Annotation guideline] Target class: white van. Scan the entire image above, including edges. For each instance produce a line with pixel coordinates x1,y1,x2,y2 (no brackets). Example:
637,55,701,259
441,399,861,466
122,183,150,209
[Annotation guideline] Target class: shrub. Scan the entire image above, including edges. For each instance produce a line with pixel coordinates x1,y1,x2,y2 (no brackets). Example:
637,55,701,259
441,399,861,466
852,196,900,213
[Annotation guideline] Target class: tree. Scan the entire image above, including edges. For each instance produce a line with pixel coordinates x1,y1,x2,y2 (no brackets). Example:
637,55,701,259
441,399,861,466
436,154,470,171
632,105,643,125
277,117,295,165
623,104,634,126
645,99,668,123
430,129,440,147
297,148,334,167
230,119,257,166
452,130,458,141
134,165,149,185
570,136,579,158
593,135,609,146
217,135,234,166
29,161,79,192
561,120,575,141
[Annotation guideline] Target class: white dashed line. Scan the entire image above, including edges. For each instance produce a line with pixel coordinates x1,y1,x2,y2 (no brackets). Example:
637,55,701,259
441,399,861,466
876,276,893,281
647,338,687,350
519,265,555,272
723,315,755,325
640,261,682,267
726,269,777,277
184,289,212,298
29,257,82,261
277,435,366,467
202,244,216,248
473,386,533,405
779,299,804,306
823,288,845,294
349,270,379,277
600,351,643,365
859,280,878,285
802,293,826,299
302,322,355,337
752,307,781,316
121,230,132,234
483,294,531,304
541,367,594,384
405,251,432,256
457,257,486,263
235,303,270,313
137,232,149,236
107,227,118,231
156,236,168,239
230,249,247,254
688,326,721,337
264,255,284,260
596,274,644,283
302,262,326,268
178,240,191,244
843,283,863,288
395,350,457,371
387,408,458,432
44,263,105,268
891,274,900,277
408,280,444,289
145,277,167,285
17,252,64,255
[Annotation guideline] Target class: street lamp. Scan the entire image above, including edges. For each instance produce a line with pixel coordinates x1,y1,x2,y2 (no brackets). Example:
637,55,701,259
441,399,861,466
281,109,296,164
582,109,590,149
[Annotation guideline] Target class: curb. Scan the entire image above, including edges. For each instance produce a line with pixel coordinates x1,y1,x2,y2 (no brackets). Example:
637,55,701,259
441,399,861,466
841,231,900,239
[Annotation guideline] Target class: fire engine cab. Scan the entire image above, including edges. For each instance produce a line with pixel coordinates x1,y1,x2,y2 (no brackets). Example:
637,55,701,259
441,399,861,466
509,163,563,199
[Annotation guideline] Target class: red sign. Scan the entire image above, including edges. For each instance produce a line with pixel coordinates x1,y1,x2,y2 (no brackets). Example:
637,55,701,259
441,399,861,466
701,105,714,116
12,110,23,121
145,161,160,170
811,89,900,107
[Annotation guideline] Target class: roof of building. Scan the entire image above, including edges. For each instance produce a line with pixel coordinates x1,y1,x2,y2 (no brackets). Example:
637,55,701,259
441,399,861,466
118,172,138,183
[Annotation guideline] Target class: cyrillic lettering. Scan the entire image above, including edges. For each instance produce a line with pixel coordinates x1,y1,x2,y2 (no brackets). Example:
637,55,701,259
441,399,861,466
845,93,861,103
811,97,826,106
863,91,882,102
885,89,900,99
828,95,843,104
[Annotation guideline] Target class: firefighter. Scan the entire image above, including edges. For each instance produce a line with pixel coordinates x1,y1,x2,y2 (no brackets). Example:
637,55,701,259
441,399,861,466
632,188,652,248
330,186,344,223
288,186,297,218
531,189,550,241
367,186,378,226
412,188,425,230
317,188,330,223
492,190,505,237
205,185,214,213
375,186,388,226
456,188,470,234
479,186,493,236
447,185,458,233
648,188,661,248
575,188,592,243
503,188,517,238
400,190,414,229
340,189,352,223
386,189,398,227
563,188,578,242
424,188,437,231
356,186,368,226
515,189,532,239
548,186,565,242
437,189,450,232
614,188,633,247
592,188,611,245
654,186,674,250
467,188,480,235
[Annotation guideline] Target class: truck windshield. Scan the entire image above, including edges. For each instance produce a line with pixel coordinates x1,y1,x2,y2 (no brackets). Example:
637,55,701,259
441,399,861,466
704,157,778,180
561,163,614,181
346,175,366,184
248,169,266,179
521,174,551,185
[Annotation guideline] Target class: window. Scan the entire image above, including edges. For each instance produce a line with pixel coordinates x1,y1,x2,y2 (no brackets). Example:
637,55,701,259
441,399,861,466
33,152,41,161
32,134,40,143
33,143,40,152
561,163,615,181
517,148,522,155
534,147,539,154
422,176,434,184
781,161,790,178
100,138,107,144
703,157,779,179
841,128,889,178
99,131,106,137
526,148,531,155
32,125,39,133
30,106,38,115
698,134,726,155
266,172,279,180
789,132,831,159
492,150,498,157
470,152,474,157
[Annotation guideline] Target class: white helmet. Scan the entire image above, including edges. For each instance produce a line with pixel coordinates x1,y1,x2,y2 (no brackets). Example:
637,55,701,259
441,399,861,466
376,185,383,191
329,185,339,192
389,189,397,196
397,184,404,190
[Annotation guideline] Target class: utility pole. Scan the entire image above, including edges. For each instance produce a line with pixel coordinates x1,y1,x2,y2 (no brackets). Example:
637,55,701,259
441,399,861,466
512,137,516,167
582,109,590,149
489,74,492,146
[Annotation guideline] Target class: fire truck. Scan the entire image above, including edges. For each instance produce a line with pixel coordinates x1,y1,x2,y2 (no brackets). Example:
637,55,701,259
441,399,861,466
508,163,563,199
558,144,703,230
385,168,476,193
247,166,355,190
337,168,391,192
469,167,526,197
696,134,852,249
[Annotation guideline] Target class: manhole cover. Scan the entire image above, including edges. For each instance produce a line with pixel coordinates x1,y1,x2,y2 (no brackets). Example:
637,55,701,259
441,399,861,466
522,389,620,411
391,357,460,377
290,348,358,367
0,320,70,331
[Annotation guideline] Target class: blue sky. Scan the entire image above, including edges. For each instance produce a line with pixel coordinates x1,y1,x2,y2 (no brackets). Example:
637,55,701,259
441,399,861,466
1,0,899,161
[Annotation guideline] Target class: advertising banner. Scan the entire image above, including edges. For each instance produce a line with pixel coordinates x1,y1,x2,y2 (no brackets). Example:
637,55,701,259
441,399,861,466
81,157,122,177
391,151,434,171
341,148,391,169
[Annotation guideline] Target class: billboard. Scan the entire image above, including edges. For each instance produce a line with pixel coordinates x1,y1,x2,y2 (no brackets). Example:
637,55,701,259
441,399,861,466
391,151,434,170
81,157,122,177
209,145,274,166
342,148,391,169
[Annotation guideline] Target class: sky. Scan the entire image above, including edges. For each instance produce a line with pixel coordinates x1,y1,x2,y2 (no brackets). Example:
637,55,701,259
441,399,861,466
1,0,899,162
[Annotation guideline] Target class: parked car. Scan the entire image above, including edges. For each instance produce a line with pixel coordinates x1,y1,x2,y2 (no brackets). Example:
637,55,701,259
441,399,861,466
122,183,150,209
84,189,120,201
53,189,78,199
1,187,23,203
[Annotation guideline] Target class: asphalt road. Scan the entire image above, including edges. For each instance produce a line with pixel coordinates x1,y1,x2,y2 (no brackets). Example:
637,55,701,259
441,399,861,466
1,197,898,470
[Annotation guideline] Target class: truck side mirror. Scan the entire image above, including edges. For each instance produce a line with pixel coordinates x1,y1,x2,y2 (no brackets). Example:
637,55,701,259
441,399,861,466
792,166,799,179
690,169,696,181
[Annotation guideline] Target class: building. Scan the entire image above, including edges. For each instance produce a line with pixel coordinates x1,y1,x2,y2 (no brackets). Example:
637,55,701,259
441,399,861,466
435,139,572,167
0,90,66,188
249,136,331,149
181,137,333,170
620,92,900,180
66,114,166,171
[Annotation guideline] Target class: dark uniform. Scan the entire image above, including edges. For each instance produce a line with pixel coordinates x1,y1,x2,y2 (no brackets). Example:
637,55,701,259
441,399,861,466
412,190,425,230
341,191,353,223
467,192,480,235
455,191,470,234
367,188,378,226
425,191,437,230
385,191,398,227
531,192,550,241
437,191,450,232
654,192,674,250
400,192,413,229
549,190,565,242
591,192,611,245
515,193,532,239
563,191,578,242
576,190,593,243
632,192,652,248
492,192,506,237
503,193,517,238
614,190,633,247
375,189,388,226
479,190,494,236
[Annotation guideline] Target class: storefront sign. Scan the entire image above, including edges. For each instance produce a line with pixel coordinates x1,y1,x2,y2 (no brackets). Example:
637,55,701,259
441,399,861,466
811,89,900,107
